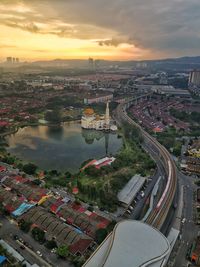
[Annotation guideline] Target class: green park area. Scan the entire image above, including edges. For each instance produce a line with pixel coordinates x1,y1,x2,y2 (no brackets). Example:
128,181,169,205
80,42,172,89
75,123,155,211
0,120,155,212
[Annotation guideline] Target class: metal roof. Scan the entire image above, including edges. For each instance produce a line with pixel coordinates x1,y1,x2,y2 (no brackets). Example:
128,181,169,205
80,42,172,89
117,174,146,205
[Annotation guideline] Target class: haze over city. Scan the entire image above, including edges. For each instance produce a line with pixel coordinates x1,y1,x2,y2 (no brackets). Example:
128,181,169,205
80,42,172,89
1,0,200,61
1,1,200,267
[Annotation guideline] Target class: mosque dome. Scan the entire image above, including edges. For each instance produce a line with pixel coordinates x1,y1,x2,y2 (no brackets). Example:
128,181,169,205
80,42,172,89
84,108,95,116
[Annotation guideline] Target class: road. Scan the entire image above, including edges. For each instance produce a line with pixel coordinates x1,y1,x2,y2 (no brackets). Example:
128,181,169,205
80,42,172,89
173,171,198,267
0,216,73,267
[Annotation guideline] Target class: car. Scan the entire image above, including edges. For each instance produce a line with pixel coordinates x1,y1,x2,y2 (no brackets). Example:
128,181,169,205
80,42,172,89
141,191,145,198
129,206,134,210
182,218,186,224
13,235,19,240
20,245,25,250
36,251,42,257
126,210,131,214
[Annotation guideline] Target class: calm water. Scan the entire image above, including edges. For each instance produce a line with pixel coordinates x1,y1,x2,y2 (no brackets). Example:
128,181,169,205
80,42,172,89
6,123,122,173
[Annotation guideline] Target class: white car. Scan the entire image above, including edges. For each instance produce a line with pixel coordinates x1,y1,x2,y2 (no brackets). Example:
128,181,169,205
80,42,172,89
36,251,42,257
141,191,145,198
182,218,186,224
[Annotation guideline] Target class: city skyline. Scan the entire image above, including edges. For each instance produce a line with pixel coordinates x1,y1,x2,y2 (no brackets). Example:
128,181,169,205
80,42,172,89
1,0,200,61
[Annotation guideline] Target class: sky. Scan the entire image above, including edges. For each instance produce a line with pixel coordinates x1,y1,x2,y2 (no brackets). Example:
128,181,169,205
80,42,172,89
0,0,200,61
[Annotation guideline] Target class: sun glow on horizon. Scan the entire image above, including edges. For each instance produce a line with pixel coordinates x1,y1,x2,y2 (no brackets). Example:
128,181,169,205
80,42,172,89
0,1,151,61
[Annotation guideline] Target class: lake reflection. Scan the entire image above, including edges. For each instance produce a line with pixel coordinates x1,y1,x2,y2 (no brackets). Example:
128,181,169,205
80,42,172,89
6,123,122,173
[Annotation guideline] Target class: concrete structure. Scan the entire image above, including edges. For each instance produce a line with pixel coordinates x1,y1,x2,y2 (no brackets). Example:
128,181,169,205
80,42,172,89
151,85,191,97
81,102,117,131
84,94,113,104
117,174,146,207
83,220,171,267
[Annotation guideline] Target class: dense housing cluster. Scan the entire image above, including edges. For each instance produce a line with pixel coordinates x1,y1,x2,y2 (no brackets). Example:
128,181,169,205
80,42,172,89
0,166,111,258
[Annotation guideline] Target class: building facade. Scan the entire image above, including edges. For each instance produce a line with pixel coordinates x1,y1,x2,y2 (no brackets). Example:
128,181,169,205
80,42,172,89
81,102,117,131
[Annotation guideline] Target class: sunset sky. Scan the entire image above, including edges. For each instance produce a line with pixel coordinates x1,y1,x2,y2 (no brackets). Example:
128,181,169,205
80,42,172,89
0,0,200,61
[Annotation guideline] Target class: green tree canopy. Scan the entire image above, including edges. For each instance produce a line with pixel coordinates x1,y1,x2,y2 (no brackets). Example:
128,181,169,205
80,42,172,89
23,163,37,175
31,227,46,243
95,228,108,244
19,220,32,233
56,245,69,258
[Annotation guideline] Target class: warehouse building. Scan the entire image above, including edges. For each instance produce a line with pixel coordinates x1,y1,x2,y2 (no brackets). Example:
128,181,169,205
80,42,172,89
117,174,146,207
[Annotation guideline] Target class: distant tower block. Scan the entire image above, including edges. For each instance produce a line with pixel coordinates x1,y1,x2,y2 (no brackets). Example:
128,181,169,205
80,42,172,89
88,57,94,70
6,57,12,63
105,102,110,127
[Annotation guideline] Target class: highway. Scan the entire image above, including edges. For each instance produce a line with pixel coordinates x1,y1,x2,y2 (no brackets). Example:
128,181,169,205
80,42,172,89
115,96,178,231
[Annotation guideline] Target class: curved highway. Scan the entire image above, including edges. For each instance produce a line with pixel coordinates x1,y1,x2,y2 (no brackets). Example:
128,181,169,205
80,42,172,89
115,97,177,230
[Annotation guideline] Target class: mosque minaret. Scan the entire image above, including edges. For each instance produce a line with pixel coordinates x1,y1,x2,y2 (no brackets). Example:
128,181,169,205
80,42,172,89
81,102,117,131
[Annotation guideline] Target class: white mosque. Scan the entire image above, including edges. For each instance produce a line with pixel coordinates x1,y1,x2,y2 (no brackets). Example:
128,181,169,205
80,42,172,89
81,102,117,131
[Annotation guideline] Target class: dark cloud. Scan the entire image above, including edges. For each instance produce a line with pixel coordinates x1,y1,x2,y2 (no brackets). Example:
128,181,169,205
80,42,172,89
1,0,200,56
3,21,39,33
98,38,129,47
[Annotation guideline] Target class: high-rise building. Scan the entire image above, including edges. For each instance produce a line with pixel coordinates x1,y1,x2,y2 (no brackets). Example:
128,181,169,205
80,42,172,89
189,70,200,86
159,72,168,85
88,57,94,70
6,57,12,63
189,70,200,96
94,59,100,70
16,58,19,63
12,57,16,63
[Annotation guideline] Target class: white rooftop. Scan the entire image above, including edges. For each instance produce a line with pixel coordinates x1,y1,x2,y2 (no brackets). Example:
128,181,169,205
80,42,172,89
84,220,170,267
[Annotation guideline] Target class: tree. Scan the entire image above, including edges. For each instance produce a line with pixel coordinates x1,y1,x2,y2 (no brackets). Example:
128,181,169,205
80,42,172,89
31,227,46,243
2,156,15,165
32,179,42,186
45,109,61,123
95,228,108,244
56,245,69,258
19,220,32,233
45,240,57,250
84,165,101,177
23,163,37,175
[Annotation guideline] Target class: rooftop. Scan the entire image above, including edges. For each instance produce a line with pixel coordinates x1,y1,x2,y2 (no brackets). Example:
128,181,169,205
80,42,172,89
84,220,170,267
117,174,146,206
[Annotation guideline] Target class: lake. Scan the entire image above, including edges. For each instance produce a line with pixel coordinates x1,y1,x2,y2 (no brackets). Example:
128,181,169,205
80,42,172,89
6,122,122,173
